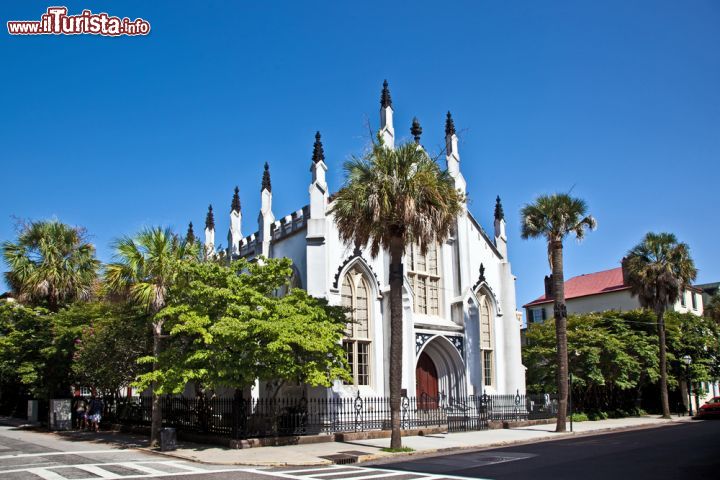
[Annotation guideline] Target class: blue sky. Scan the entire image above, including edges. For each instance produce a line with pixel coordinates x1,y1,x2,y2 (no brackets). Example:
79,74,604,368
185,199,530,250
1,1,719,311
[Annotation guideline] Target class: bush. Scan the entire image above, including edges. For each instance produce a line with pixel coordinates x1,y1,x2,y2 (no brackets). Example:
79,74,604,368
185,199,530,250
570,412,588,422
586,411,609,421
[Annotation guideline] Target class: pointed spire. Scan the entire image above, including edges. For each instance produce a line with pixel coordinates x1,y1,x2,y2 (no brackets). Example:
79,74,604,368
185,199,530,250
312,131,325,164
231,186,241,213
494,195,505,221
186,222,195,244
380,79,393,109
411,117,422,144
445,111,456,137
261,162,271,192
205,204,214,230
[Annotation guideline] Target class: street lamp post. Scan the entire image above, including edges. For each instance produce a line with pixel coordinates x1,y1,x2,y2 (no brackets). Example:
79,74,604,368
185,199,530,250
569,371,574,432
682,355,693,417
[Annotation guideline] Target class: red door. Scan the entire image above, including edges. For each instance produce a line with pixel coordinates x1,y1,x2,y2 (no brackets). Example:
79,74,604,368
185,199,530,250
416,352,439,409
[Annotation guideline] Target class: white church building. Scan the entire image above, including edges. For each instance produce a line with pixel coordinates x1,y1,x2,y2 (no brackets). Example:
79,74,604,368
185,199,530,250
200,81,526,400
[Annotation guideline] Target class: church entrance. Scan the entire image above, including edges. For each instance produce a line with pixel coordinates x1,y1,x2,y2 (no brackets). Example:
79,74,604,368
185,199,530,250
416,351,439,409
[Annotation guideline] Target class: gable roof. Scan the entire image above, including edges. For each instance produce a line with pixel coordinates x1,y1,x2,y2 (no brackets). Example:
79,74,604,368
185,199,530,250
523,267,629,308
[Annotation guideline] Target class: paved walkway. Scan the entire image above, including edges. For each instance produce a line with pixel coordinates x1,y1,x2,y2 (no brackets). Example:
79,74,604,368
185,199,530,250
150,416,694,466
1,415,695,467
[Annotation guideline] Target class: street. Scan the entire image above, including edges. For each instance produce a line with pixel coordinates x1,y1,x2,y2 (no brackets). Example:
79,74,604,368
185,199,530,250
1,421,718,479
369,420,720,479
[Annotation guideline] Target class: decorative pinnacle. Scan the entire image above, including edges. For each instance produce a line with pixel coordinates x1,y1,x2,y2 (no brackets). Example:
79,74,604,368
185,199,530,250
445,111,456,137
312,131,325,164
380,79,393,109
186,222,195,244
411,117,422,144
261,162,271,192
205,205,215,230
231,186,241,213
494,195,505,221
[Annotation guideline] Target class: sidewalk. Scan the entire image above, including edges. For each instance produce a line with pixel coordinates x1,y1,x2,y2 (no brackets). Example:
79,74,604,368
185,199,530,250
0,414,695,467
148,415,695,466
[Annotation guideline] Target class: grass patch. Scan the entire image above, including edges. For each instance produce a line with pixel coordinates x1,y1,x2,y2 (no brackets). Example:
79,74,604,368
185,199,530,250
381,446,415,453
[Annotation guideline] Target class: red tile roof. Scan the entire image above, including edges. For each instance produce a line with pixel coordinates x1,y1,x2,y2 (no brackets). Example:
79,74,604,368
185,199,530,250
523,267,629,307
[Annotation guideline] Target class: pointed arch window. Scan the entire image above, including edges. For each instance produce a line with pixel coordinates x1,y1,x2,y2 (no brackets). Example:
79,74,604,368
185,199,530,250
341,266,371,386
480,297,494,387
407,242,442,316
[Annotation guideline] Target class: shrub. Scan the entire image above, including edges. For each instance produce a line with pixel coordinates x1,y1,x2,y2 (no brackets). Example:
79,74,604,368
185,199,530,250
570,412,588,422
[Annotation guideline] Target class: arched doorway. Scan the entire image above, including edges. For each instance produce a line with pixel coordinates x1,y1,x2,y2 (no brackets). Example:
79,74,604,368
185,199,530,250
416,352,439,409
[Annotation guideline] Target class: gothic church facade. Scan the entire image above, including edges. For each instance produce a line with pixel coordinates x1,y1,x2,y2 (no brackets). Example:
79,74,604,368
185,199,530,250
201,82,525,400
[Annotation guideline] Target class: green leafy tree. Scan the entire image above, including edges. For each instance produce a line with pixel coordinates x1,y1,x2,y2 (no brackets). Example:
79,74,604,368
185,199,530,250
520,194,596,431
135,258,349,395
104,227,197,448
524,310,658,414
0,302,94,405
0,303,53,406
705,292,720,324
2,220,100,311
666,311,720,410
330,140,463,448
624,232,697,418
72,304,151,397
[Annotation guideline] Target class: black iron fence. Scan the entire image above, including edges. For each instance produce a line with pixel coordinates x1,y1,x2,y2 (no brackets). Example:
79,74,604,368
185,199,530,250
111,391,558,439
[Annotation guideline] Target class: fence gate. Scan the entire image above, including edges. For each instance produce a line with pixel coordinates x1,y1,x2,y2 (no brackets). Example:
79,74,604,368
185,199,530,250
446,395,489,433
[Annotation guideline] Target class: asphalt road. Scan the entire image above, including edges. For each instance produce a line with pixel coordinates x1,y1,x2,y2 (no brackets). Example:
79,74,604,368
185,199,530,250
1,421,717,480
368,419,720,480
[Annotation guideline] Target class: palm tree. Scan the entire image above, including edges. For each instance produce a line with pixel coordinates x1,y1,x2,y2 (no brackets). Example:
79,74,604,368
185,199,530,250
331,140,463,449
104,227,197,448
2,220,99,311
520,194,596,432
623,232,697,418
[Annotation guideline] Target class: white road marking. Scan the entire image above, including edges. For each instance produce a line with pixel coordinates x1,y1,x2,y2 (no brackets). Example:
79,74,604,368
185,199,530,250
116,462,170,475
271,465,348,474
0,461,267,479
328,472,413,480
73,464,123,478
26,467,67,480
165,460,207,472
0,449,128,459
249,466,491,480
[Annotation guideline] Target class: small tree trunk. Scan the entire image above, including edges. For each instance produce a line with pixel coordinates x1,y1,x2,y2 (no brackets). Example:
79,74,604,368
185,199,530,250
551,240,568,432
388,237,405,449
150,321,163,448
48,287,58,313
656,308,671,418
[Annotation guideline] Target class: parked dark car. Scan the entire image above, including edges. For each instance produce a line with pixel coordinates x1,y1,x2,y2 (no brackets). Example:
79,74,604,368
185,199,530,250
696,396,720,418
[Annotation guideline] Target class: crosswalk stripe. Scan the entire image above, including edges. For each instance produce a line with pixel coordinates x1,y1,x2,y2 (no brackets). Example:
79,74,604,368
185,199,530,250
73,464,123,478
165,460,206,472
308,469,382,477
116,462,169,475
326,472,416,480
276,465,348,474
26,467,67,480
0,449,126,459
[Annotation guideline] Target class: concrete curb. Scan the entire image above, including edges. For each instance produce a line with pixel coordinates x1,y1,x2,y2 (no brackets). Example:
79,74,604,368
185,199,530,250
1,415,697,468
143,416,696,467
360,416,697,466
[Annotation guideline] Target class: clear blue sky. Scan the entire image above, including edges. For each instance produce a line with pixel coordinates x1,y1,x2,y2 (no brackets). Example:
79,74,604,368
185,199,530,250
1,1,719,311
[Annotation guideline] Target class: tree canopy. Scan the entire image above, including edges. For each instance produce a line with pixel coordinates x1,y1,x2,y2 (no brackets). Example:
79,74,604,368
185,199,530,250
135,257,350,394
2,220,100,311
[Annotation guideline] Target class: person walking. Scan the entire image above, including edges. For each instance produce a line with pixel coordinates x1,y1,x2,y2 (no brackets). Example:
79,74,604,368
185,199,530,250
87,394,103,432
73,394,88,430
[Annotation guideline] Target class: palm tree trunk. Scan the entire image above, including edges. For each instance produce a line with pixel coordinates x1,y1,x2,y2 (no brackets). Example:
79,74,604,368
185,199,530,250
656,307,671,418
48,286,58,313
388,237,404,449
551,240,568,432
150,321,163,448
